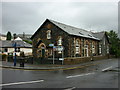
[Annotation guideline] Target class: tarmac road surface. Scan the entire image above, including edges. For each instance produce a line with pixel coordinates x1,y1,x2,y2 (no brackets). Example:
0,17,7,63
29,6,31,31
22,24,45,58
1,58,119,89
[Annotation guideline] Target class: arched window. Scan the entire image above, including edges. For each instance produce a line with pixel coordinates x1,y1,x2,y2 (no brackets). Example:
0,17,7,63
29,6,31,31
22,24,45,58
58,36,62,46
99,43,102,54
76,39,79,46
76,39,80,54
92,43,95,54
47,30,51,39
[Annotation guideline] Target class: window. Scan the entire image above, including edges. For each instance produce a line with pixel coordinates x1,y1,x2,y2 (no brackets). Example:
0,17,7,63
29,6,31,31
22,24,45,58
99,44,102,54
79,32,83,35
4,48,8,52
76,40,79,46
84,45,88,57
15,48,20,52
88,34,92,37
92,44,95,54
58,36,62,46
107,45,109,54
76,47,79,54
47,30,51,39
76,39,80,54
81,39,84,56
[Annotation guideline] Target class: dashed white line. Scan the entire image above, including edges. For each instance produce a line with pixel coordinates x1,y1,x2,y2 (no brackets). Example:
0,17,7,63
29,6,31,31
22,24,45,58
66,72,95,78
64,87,76,90
0,80,44,87
102,66,113,72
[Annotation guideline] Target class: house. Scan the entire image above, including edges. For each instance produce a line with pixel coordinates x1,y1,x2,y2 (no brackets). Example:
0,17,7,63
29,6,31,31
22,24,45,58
0,40,32,56
92,31,110,56
0,33,6,40
31,19,103,61
16,33,32,41
14,37,23,41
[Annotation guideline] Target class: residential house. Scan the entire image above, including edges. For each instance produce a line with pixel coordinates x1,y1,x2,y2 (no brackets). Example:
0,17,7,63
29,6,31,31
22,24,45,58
92,31,110,56
0,40,32,56
16,33,32,41
0,33,6,40
31,19,101,60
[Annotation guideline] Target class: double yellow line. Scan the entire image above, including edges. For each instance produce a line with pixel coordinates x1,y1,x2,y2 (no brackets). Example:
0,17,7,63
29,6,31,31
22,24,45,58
1,62,102,71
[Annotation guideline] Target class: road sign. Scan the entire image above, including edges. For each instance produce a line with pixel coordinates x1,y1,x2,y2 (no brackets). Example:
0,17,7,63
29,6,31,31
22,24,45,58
49,44,54,47
59,58,64,61
53,46,56,48
57,46,64,51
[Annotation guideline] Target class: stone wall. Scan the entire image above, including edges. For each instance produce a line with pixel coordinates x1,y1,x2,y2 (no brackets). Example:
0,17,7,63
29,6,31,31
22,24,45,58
64,55,114,65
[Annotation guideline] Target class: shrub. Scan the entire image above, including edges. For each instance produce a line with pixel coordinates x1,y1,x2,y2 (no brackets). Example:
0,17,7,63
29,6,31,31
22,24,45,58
2,54,8,61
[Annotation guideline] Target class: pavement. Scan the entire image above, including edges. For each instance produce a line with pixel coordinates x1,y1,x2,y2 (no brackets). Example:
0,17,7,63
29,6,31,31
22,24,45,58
0,59,114,71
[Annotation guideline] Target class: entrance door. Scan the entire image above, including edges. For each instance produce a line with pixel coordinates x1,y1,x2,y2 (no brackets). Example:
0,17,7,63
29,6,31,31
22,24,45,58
41,48,45,58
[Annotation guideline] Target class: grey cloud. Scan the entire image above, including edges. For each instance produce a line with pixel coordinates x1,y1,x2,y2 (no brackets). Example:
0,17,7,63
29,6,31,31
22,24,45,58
2,2,118,35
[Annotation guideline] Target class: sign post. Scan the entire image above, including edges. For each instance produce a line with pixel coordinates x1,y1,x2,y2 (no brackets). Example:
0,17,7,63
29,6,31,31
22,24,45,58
58,46,64,65
13,42,17,66
62,49,64,65
49,44,55,64
53,46,57,64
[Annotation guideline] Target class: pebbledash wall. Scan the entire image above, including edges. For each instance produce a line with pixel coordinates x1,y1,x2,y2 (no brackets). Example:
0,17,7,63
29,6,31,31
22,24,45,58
31,19,110,64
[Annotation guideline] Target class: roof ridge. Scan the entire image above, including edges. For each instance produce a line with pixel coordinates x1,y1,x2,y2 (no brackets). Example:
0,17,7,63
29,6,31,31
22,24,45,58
48,19,90,33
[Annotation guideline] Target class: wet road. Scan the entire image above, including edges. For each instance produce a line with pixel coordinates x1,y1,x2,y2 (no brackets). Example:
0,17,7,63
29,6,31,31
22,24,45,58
2,58,119,88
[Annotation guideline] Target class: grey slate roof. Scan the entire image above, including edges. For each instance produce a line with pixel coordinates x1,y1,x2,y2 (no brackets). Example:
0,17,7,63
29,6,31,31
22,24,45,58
92,32,105,40
0,33,6,37
16,34,32,41
0,40,32,48
49,19,100,40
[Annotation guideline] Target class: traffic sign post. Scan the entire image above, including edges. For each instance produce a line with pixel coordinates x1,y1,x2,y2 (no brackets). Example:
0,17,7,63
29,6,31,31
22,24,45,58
62,49,64,65
53,46,54,64
57,46,64,65
49,44,54,47
49,44,64,65
49,44,55,64
13,42,17,66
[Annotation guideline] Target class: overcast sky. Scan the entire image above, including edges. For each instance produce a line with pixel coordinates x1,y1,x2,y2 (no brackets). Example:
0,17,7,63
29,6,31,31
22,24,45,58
1,1,118,35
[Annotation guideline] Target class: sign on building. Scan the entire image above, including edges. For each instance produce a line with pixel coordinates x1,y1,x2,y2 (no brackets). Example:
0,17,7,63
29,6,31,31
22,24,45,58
49,44,54,47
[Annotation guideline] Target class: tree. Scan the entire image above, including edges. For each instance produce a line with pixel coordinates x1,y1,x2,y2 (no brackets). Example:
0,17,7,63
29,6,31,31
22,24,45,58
6,31,12,40
107,30,120,57
13,33,17,39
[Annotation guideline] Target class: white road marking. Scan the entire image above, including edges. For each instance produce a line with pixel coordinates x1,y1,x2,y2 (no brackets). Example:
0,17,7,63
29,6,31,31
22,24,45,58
0,80,44,87
66,72,95,78
102,66,113,72
64,87,76,90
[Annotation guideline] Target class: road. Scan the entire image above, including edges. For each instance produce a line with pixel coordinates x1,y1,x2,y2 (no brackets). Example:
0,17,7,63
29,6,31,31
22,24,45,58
1,58,119,89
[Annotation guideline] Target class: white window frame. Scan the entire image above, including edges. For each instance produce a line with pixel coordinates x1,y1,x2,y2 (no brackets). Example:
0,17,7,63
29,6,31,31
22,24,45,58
84,45,88,57
92,44,95,54
76,46,79,54
75,39,80,54
99,44,102,54
47,30,51,39
58,36,62,46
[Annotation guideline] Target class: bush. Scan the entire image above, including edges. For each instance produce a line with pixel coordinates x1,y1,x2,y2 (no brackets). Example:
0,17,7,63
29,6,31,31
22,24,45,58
2,54,8,61
23,40,32,45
